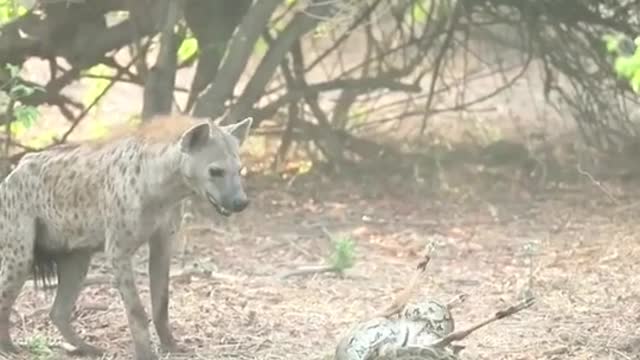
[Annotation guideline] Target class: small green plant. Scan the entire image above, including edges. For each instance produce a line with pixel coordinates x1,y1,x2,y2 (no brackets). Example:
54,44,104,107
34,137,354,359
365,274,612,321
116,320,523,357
521,240,538,301
24,335,54,360
328,233,356,274
277,232,356,280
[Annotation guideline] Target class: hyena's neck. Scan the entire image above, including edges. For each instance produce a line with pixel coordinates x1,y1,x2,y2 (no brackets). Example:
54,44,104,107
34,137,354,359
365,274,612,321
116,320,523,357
139,143,192,209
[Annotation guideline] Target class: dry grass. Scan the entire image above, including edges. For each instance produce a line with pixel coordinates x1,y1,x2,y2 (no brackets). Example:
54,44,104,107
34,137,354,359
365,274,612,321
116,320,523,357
3,169,640,360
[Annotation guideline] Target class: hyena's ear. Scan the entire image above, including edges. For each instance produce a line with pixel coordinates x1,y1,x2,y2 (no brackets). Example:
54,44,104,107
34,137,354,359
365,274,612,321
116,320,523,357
179,122,211,153
223,117,253,146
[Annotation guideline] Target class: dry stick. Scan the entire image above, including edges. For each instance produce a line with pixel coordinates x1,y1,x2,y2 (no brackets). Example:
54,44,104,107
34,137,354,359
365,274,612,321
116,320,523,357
56,49,146,145
277,264,339,280
276,227,350,280
445,293,468,310
430,296,536,348
576,162,618,204
377,254,431,318
25,267,240,290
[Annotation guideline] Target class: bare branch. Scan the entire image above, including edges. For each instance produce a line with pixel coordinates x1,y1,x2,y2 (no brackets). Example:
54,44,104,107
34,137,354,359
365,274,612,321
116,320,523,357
430,296,536,348
225,0,339,124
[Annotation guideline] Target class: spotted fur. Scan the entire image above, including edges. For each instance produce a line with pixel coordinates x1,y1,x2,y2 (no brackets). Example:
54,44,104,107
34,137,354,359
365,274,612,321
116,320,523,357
0,114,253,360
375,346,458,360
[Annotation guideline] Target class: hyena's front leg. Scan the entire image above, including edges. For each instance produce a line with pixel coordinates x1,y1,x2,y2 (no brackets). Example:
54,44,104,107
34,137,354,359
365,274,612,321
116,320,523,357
148,227,182,353
50,250,104,356
0,216,35,355
108,233,156,360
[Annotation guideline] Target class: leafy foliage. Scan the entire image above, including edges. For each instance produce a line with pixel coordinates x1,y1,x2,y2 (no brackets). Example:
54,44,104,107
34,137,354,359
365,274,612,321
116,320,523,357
0,0,27,25
604,33,640,93
1,64,44,139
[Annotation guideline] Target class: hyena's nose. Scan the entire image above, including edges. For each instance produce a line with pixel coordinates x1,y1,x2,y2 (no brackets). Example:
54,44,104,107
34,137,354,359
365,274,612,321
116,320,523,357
231,197,249,212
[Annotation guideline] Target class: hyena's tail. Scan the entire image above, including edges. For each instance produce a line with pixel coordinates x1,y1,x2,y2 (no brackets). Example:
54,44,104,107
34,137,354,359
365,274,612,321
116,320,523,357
31,217,57,291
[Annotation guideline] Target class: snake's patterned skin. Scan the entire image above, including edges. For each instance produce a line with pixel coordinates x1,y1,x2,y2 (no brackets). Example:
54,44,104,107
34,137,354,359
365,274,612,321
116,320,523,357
375,346,459,360
334,299,458,360
400,300,454,338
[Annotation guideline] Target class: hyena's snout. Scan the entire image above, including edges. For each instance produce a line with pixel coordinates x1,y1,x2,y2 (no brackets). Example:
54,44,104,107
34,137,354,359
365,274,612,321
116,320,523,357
218,183,249,214
229,192,249,212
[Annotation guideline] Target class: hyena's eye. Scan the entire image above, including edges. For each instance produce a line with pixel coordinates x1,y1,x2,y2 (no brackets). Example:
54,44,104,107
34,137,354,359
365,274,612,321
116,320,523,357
208,167,225,178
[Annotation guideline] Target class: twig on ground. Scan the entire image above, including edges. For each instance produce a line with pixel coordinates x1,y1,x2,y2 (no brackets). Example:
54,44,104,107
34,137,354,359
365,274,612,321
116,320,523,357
614,199,640,214
576,163,618,204
430,296,536,348
446,293,468,310
25,267,240,290
276,264,340,279
377,253,432,318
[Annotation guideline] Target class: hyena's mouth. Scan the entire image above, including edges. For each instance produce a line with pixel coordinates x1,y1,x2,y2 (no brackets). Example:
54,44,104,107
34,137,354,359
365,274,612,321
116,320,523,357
207,194,231,217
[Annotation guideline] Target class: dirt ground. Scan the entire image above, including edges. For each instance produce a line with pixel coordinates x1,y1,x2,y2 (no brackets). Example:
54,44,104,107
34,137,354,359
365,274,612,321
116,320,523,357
3,167,640,360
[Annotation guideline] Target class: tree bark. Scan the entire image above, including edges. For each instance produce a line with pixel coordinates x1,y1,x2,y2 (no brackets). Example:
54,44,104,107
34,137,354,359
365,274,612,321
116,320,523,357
141,0,184,121
191,0,283,120
183,0,252,113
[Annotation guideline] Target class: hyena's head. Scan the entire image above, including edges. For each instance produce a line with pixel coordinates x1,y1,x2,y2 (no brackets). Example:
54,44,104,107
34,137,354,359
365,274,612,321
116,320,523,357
178,117,253,217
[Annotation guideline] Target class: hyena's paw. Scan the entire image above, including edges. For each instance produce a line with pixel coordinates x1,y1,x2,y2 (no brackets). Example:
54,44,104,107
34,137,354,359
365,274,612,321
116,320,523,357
64,342,106,357
160,338,189,354
136,350,159,360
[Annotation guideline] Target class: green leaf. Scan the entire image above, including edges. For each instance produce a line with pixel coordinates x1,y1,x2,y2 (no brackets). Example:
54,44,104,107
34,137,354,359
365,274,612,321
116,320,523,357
313,23,330,38
254,36,268,56
177,36,199,64
13,104,40,128
603,34,619,53
614,56,640,78
0,0,28,25
410,0,430,24
348,104,369,125
9,83,35,98
9,120,25,137
4,63,19,78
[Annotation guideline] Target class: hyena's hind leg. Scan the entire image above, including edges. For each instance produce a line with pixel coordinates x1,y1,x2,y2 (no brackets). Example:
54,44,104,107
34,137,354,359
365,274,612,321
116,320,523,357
0,215,36,355
48,250,104,356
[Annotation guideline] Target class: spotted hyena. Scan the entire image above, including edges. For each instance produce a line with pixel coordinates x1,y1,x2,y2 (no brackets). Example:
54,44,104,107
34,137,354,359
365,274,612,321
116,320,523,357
0,114,253,359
